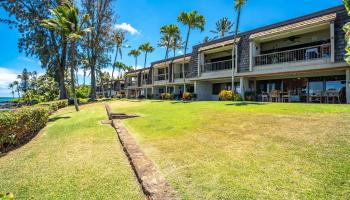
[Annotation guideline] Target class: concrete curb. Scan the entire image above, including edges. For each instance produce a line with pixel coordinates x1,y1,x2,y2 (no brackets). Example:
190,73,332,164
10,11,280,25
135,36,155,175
111,120,179,200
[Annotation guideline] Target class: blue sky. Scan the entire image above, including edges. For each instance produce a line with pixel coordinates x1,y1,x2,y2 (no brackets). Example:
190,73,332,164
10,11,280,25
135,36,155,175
0,0,343,96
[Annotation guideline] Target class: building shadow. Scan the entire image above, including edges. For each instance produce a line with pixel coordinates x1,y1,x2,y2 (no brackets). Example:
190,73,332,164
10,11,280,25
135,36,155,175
226,102,266,106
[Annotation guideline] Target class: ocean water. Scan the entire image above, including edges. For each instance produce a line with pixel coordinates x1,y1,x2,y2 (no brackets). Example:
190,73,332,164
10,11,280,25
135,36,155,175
0,97,14,103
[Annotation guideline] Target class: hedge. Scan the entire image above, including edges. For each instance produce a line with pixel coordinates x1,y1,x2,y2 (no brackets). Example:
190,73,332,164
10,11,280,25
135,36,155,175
0,100,68,153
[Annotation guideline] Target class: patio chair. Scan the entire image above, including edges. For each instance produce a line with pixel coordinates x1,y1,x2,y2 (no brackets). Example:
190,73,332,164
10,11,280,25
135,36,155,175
282,91,292,103
269,90,280,102
325,90,341,104
309,91,323,103
261,92,269,102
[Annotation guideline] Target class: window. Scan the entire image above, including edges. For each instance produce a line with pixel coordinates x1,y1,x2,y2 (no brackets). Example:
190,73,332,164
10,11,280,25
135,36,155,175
212,84,221,95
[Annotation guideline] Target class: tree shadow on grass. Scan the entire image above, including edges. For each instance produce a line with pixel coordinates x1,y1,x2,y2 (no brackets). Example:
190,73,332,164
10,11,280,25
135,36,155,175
226,102,266,106
170,101,192,104
49,116,71,122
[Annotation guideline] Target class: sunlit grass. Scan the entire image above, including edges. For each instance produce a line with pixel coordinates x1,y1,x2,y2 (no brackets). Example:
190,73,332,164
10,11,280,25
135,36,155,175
112,100,350,200
0,103,144,200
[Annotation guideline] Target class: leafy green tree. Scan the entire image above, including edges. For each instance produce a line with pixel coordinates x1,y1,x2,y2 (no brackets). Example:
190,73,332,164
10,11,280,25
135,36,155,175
211,17,233,38
343,0,350,64
128,49,141,70
231,0,247,93
178,11,205,92
139,42,155,98
13,81,20,98
35,75,60,101
80,0,115,100
1,0,69,99
42,3,92,111
159,24,181,93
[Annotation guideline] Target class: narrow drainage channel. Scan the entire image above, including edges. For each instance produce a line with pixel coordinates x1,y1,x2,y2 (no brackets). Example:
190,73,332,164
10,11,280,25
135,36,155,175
108,117,179,200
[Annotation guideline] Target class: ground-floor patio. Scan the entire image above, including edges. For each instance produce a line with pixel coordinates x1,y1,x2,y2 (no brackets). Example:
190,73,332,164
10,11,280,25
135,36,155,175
194,69,350,104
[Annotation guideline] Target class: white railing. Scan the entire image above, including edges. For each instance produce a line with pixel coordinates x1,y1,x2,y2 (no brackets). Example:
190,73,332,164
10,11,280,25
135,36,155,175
200,59,233,73
254,43,331,66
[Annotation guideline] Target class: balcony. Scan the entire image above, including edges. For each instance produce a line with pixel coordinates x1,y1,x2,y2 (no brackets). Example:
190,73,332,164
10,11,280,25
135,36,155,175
154,74,168,81
174,71,191,79
254,43,331,66
200,59,233,73
127,81,137,87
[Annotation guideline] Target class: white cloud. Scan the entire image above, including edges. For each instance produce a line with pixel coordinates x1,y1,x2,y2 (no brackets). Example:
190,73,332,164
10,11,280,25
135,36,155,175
114,23,140,35
0,68,18,89
178,50,184,55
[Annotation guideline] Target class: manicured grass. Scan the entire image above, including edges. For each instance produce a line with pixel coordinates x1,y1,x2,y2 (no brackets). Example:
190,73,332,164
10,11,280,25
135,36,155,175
0,103,144,200
111,100,350,200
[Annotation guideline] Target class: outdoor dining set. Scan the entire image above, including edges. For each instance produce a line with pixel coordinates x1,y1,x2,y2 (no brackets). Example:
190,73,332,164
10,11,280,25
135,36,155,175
261,89,343,104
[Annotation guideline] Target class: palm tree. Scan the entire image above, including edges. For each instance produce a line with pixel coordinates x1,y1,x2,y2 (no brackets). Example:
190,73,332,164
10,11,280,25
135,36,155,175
159,24,180,93
114,62,126,79
128,49,141,70
202,36,212,44
210,17,233,38
139,42,155,98
110,30,128,97
13,81,20,98
17,68,30,93
8,83,15,98
41,3,92,111
178,11,205,92
231,0,247,94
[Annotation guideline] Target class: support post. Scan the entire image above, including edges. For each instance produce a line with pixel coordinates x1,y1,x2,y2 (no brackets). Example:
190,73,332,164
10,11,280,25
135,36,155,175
240,77,245,100
330,21,335,63
249,42,254,72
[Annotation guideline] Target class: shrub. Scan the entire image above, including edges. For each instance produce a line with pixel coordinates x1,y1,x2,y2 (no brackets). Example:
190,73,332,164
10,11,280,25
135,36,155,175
161,93,173,100
182,92,193,101
219,90,234,101
234,93,243,101
0,192,14,200
76,85,90,99
0,107,50,152
115,94,123,99
78,98,89,104
38,100,68,113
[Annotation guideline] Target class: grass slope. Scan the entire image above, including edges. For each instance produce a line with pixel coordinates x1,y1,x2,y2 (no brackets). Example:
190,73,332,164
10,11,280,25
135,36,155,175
0,103,144,200
111,100,350,200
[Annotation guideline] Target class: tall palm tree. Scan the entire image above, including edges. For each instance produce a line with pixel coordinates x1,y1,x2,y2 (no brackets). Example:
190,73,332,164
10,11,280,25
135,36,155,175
178,11,205,92
231,0,247,94
159,24,180,93
110,30,128,97
139,42,155,98
17,68,30,93
210,17,233,38
42,3,92,111
114,62,126,79
13,81,20,98
8,83,15,98
128,49,141,70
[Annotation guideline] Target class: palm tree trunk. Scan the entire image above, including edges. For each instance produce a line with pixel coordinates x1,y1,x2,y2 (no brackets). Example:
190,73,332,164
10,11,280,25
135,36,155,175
90,61,97,100
182,27,191,93
83,68,86,86
110,47,118,97
100,69,105,98
70,41,79,112
231,8,241,94
144,52,148,99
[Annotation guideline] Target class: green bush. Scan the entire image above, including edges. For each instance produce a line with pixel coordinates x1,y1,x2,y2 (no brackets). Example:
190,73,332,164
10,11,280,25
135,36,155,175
219,90,234,101
78,98,89,104
182,92,193,101
234,93,243,101
38,100,68,113
161,93,173,100
0,192,14,200
0,107,50,152
76,85,90,99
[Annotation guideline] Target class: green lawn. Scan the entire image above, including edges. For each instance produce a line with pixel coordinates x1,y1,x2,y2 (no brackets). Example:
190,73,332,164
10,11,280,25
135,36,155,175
0,103,144,200
111,100,350,200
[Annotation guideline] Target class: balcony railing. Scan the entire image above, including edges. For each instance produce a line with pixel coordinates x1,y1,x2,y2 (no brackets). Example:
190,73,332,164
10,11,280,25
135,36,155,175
154,74,168,81
127,81,137,87
200,59,233,73
254,43,331,66
174,71,191,79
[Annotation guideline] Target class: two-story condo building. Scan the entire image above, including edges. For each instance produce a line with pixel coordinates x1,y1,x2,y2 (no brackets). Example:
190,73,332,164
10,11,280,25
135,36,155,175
125,5,350,103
